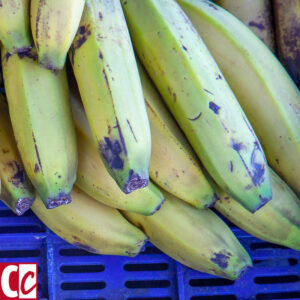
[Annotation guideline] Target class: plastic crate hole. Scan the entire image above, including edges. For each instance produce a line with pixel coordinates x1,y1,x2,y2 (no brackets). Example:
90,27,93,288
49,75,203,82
256,291,300,299
0,249,40,258
189,278,234,287
124,263,169,272
125,280,171,289
59,248,98,257
60,264,105,273
191,296,237,300
254,275,299,284
127,297,172,300
0,209,35,218
140,246,163,255
61,281,106,291
250,242,287,250
253,258,298,267
64,298,105,300
0,225,45,234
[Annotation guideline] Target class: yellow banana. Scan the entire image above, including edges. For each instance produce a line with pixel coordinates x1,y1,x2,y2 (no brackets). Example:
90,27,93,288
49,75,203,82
178,0,300,196
216,168,300,251
32,186,147,256
122,0,271,212
70,0,151,194
123,191,252,280
30,0,85,70
0,94,35,215
1,48,77,209
273,0,300,86
0,0,32,54
214,0,275,51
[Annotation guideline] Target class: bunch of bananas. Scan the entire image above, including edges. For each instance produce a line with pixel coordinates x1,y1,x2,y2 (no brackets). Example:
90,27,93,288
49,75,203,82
0,0,299,281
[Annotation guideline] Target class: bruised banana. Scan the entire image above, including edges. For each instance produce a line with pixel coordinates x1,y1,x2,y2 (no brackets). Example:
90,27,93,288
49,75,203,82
70,0,151,194
32,186,147,256
0,0,32,54
123,192,252,280
30,0,85,70
178,0,300,196
0,94,35,215
214,0,275,51
1,48,77,209
122,0,271,212
215,168,300,251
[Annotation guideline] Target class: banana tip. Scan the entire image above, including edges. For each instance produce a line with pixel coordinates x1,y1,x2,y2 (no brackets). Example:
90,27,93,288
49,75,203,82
15,197,35,216
237,264,252,280
251,195,272,213
204,192,220,209
123,170,149,194
150,197,166,215
46,193,72,209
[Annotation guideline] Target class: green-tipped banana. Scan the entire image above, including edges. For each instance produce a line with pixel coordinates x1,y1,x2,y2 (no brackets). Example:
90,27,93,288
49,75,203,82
30,0,85,70
0,94,35,215
0,0,32,54
32,186,147,256
123,191,252,280
177,0,300,196
70,0,151,194
1,48,77,209
122,0,271,212
215,168,300,251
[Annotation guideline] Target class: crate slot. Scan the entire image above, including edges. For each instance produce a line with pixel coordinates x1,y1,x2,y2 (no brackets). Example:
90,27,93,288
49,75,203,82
0,225,45,234
189,278,234,287
256,291,300,299
125,280,171,289
59,248,98,257
127,297,172,300
253,258,298,267
0,209,35,218
191,295,237,300
250,242,288,250
254,275,299,284
0,249,40,258
60,264,105,273
61,281,106,290
124,263,169,272
140,246,163,255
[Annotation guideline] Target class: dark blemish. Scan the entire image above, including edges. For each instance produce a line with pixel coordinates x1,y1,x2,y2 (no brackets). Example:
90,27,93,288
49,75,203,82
275,159,279,164
72,235,80,241
115,118,127,155
231,141,244,152
4,52,12,61
207,1,218,10
15,198,34,216
155,171,159,178
229,161,233,172
221,121,229,133
248,21,265,31
127,119,137,142
188,112,202,121
182,45,188,51
70,45,75,65
32,132,43,175
7,161,25,186
250,141,265,186
35,0,46,49
34,164,39,173
46,192,72,209
99,50,103,59
204,89,214,95
209,101,220,114
245,184,252,190
0,1,2,7
167,86,172,94
78,25,86,34
172,93,177,102
102,69,111,95
210,251,231,269
17,49,38,61
107,125,111,135
2,149,9,154
224,196,230,200
99,12,103,20
124,169,148,194
73,25,91,50
123,0,127,4
99,137,123,170
216,74,222,80
14,46,32,54
73,242,99,254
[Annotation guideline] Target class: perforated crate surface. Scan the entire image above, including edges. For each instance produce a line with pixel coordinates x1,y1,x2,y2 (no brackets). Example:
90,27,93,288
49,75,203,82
0,201,299,300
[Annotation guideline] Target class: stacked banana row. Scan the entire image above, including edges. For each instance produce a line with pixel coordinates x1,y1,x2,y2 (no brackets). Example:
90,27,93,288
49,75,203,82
0,0,299,280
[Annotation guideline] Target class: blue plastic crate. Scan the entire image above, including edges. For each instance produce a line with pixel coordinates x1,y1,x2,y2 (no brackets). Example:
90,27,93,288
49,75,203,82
0,201,299,300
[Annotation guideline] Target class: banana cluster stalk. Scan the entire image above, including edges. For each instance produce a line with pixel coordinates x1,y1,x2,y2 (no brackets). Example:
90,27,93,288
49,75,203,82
30,0,85,70
178,0,300,196
273,0,300,86
216,168,300,251
70,0,151,194
1,48,78,209
0,0,32,54
32,186,147,257
122,0,272,212
0,94,35,215
123,192,252,280
214,0,275,52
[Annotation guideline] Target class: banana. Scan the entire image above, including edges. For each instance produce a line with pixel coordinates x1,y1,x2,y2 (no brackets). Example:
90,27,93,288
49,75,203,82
273,0,300,86
0,0,32,54
178,0,300,196
32,186,147,256
214,0,275,52
215,168,300,251
70,0,151,194
0,94,35,215
1,48,78,209
123,191,252,280
122,0,271,212
30,0,85,70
